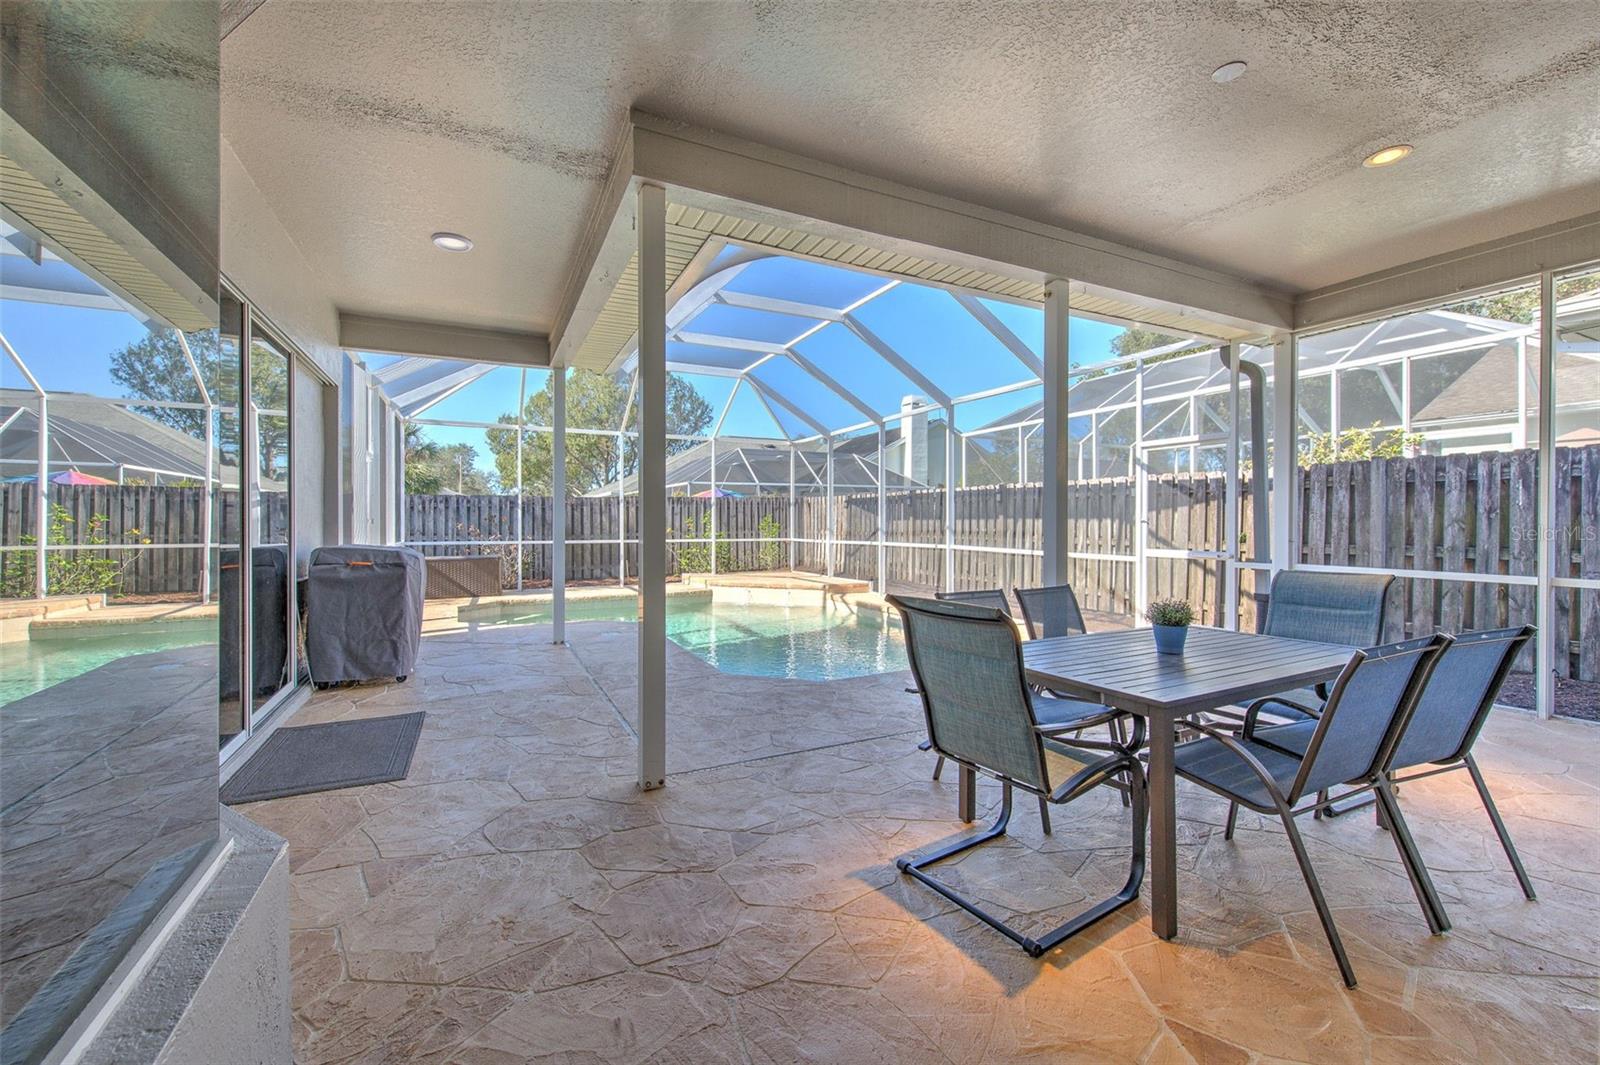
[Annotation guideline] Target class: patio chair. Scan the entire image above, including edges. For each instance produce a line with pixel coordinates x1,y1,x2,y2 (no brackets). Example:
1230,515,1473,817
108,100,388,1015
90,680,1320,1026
920,587,1136,823
921,590,1014,782
888,593,1148,957
1325,625,1538,905
1016,582,1138,771
1209,570,1396,733
934,587,1012,614
1015,583,1088,640
1174,633,1451,987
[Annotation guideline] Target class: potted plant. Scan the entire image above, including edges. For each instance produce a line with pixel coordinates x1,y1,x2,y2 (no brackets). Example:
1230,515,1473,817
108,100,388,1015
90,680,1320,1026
1144,597,1195,655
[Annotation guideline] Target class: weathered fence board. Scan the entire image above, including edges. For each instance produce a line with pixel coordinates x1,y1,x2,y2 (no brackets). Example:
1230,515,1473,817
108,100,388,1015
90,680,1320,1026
5,446,1596,682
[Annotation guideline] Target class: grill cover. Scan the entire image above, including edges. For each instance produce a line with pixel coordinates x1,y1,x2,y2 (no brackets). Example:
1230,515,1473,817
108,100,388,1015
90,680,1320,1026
305,545,426,683
219,545,290,700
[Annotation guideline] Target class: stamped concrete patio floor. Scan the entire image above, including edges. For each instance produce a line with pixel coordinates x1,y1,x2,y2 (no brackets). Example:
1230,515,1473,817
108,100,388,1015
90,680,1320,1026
240,622,1600,1064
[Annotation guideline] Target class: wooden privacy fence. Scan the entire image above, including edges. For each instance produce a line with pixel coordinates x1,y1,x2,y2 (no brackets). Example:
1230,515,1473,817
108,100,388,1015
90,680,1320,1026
0,484,285,597
4,447,1595,681
402,493,789,585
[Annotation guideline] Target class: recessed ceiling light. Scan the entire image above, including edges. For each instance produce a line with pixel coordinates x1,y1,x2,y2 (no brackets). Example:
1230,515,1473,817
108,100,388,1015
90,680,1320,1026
1211,60,1248,84
431,232,474,252
1362,144,1413,168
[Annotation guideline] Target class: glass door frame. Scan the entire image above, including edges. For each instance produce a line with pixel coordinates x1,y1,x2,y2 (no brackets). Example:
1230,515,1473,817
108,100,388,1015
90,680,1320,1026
218,279,313,764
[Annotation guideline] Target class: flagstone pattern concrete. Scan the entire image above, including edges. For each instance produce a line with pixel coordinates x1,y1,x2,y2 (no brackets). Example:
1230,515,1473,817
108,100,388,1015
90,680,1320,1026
238,623,1600,1064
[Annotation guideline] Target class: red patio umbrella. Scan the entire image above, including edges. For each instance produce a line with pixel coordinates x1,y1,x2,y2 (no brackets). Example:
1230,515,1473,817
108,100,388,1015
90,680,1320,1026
50,470,117,485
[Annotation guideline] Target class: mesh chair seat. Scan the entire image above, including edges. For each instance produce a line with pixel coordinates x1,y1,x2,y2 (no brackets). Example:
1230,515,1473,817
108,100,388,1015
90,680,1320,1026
1172,733,1307,810
1032,692,1120,732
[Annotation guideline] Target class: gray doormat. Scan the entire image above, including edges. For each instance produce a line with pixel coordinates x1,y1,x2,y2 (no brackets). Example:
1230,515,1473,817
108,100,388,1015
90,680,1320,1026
222,712,425,804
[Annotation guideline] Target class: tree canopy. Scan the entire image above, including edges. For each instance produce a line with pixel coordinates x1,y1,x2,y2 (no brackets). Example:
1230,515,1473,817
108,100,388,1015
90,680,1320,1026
107,329,287,473
481,371,714,495
404,424,497,494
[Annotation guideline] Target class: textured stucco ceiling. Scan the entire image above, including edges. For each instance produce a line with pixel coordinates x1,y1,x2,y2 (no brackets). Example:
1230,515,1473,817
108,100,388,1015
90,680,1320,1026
221,0,1600,337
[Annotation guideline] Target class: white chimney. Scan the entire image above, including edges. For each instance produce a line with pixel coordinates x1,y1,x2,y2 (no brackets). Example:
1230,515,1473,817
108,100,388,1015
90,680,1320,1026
899,395,928,485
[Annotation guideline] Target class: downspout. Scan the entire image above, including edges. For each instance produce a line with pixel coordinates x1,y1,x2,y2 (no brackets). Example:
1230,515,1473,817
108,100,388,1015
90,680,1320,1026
1219,345,1271,627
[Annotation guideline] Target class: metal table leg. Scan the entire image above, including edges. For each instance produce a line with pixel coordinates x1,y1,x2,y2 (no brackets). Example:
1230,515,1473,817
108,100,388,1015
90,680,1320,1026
958,765,976,823
1145,709,1178,939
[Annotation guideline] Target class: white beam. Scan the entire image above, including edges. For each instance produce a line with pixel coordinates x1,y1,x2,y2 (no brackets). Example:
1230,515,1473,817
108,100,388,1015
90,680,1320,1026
745,375,829,437
674,331,788,356
339,312,549,366
782,349,881,425
1271,336,1298,577
842,315,951,407
1297,211,1600,333
628,111,1293,335
1536,271,1556,720
715,289,843,322
952,291,1043,378
1042,282,1068,585
637,183,667,789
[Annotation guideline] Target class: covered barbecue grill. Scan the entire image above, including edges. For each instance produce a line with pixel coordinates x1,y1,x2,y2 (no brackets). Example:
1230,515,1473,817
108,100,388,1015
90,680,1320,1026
305,545,426,685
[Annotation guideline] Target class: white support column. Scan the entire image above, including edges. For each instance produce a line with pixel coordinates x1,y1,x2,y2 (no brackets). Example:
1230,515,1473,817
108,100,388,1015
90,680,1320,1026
636,182,668,789
824,434,835,577
398,416,408,544
943,406,955,591
552,369,567,644
1133,358,1148,619
1223,344,1241,631
1042,281,1069,586
788,446,797,571
1536,271,1556,720
1270,336,1298,577
1515,339,1529,449
876,423,887,593
175,331,214,604
515,424,525,589
1,335,49,597
709,435,718,575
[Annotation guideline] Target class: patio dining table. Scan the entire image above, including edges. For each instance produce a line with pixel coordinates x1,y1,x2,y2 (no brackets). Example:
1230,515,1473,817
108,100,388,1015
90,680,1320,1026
1020,626,1356,940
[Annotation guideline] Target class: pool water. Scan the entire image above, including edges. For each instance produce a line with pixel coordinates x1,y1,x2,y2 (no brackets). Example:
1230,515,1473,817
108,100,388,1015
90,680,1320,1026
494,598,908,680
0,624,217,707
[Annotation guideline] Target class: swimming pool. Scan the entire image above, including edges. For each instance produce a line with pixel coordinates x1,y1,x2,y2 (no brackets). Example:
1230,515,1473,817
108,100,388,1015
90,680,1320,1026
0,622,217,707
491,597,908,681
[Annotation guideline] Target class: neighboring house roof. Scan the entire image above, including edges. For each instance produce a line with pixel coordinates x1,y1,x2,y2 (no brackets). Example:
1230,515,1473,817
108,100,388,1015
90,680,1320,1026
0,389,242,484
1411,348,1599,425
590,434,930,496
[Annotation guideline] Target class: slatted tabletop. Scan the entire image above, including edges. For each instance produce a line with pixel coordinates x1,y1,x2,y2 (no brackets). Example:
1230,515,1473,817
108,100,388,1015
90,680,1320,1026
1022,625,1357,942
1023,626,1357,714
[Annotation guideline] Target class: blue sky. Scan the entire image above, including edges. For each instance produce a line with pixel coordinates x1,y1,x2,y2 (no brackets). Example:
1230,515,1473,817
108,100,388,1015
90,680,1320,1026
4,254,1151,484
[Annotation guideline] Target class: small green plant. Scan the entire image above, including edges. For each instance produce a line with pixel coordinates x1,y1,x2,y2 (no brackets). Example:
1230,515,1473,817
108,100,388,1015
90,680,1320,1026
1298,424,1424,469
1,504,149,598
674,513,735,573
756,513,783,570
1144,597,1195,628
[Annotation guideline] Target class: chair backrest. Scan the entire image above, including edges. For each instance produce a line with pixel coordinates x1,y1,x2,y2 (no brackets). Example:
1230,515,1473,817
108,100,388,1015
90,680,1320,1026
935,588,1012,617
1015,584,1087,640
888,594,1048,793
1290,633,1450,801
1390,626,1534,770
1264,570,1393,646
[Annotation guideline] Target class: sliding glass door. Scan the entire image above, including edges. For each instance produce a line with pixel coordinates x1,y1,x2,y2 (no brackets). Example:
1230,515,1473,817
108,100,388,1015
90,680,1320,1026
218,289,305,761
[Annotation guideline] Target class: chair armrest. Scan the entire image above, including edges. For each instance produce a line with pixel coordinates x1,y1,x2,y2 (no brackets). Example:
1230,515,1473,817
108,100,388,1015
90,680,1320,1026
1182,721,1294,808
1035,713,1145,754
1049,750,1141,805
1242,696,1321,739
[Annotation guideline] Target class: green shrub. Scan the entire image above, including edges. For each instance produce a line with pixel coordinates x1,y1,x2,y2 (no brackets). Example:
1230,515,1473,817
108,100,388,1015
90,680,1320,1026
1,504,148,598
1143,597,1195,628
